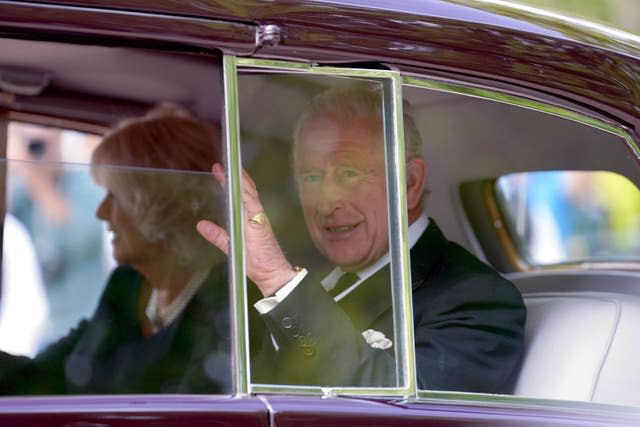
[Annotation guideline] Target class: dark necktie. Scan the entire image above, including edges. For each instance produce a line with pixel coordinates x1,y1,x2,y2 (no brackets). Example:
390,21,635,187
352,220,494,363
329,272,359,298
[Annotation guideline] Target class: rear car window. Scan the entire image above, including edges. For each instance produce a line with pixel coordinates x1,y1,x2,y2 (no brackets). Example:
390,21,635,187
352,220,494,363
495,170,640,267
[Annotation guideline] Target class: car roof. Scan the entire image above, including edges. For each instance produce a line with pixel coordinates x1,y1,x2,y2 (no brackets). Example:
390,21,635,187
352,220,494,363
11,0,639,128
19,0,640,57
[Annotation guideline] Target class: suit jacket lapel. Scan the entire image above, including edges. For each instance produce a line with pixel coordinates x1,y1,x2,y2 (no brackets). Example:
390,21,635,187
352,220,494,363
171,263,228,356
409,218,448,290
337,264,392,331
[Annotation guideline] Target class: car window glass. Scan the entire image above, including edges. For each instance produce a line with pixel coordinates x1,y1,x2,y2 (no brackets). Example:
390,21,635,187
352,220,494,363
495,170,640,266
0,39,231,395
403,80,640,406
238,72,403,389
4,123,104,353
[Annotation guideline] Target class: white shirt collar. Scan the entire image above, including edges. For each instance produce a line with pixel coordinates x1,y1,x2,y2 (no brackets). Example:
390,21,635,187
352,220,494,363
322,212,429,301
144,268,209,333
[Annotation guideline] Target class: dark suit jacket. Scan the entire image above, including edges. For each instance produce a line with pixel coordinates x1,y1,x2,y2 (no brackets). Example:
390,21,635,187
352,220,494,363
252,220,526,393
0,264,231,395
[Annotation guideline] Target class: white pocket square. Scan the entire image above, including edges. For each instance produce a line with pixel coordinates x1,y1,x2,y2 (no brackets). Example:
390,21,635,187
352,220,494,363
362,329,393,349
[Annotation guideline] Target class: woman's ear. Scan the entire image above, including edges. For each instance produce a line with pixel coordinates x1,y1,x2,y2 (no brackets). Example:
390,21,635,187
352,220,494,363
406,156,427,213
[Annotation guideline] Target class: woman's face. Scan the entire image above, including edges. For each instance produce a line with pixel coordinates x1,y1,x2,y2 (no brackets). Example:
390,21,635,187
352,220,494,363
95,189,161,267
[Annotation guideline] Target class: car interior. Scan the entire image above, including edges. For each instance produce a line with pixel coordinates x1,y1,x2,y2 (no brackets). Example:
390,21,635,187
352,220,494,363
1,35,639,406
405,86,640,406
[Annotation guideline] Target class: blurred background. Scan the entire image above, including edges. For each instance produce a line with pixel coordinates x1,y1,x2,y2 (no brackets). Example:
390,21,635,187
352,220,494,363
515,0,640,34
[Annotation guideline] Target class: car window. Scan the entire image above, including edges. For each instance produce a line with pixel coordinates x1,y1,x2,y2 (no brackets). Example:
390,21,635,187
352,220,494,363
235,64,413,392
4,122,104,354
0,38,231,395
404,77,640,407
495,170,640,267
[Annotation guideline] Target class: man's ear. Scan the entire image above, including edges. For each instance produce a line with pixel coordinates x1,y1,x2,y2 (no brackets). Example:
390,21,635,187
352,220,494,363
406,156,427,212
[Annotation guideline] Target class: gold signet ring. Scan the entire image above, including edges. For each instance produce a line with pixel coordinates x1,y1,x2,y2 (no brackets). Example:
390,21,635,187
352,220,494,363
248,211,267,225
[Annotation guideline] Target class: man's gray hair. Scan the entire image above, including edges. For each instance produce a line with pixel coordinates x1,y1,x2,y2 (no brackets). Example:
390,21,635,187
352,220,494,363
292,84,423,159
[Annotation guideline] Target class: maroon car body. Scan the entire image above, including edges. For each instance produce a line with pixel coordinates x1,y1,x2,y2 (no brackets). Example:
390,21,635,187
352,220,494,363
0,1,639,426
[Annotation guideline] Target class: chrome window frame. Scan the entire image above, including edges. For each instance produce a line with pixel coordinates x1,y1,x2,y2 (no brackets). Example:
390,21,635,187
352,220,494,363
223,55,416,397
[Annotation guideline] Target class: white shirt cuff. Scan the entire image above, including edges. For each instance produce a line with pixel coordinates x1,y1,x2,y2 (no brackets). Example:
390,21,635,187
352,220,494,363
253,268,308,314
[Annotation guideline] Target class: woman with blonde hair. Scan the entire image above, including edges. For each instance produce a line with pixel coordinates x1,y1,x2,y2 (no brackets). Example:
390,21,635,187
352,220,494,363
0,104,230,394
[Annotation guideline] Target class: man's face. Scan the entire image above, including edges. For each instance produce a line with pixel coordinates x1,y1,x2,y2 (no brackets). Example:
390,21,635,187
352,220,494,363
295,116,389,272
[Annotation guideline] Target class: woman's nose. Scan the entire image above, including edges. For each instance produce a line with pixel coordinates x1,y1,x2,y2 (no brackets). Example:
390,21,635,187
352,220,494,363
95,193,111,220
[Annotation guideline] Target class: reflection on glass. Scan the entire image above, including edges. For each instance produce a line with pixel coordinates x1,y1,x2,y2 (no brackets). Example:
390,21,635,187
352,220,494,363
0,106,231,394
238,75,399,387
496,170,640,265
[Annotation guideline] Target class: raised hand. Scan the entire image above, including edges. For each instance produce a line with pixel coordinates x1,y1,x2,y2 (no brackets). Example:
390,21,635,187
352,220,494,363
197,163,297,296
